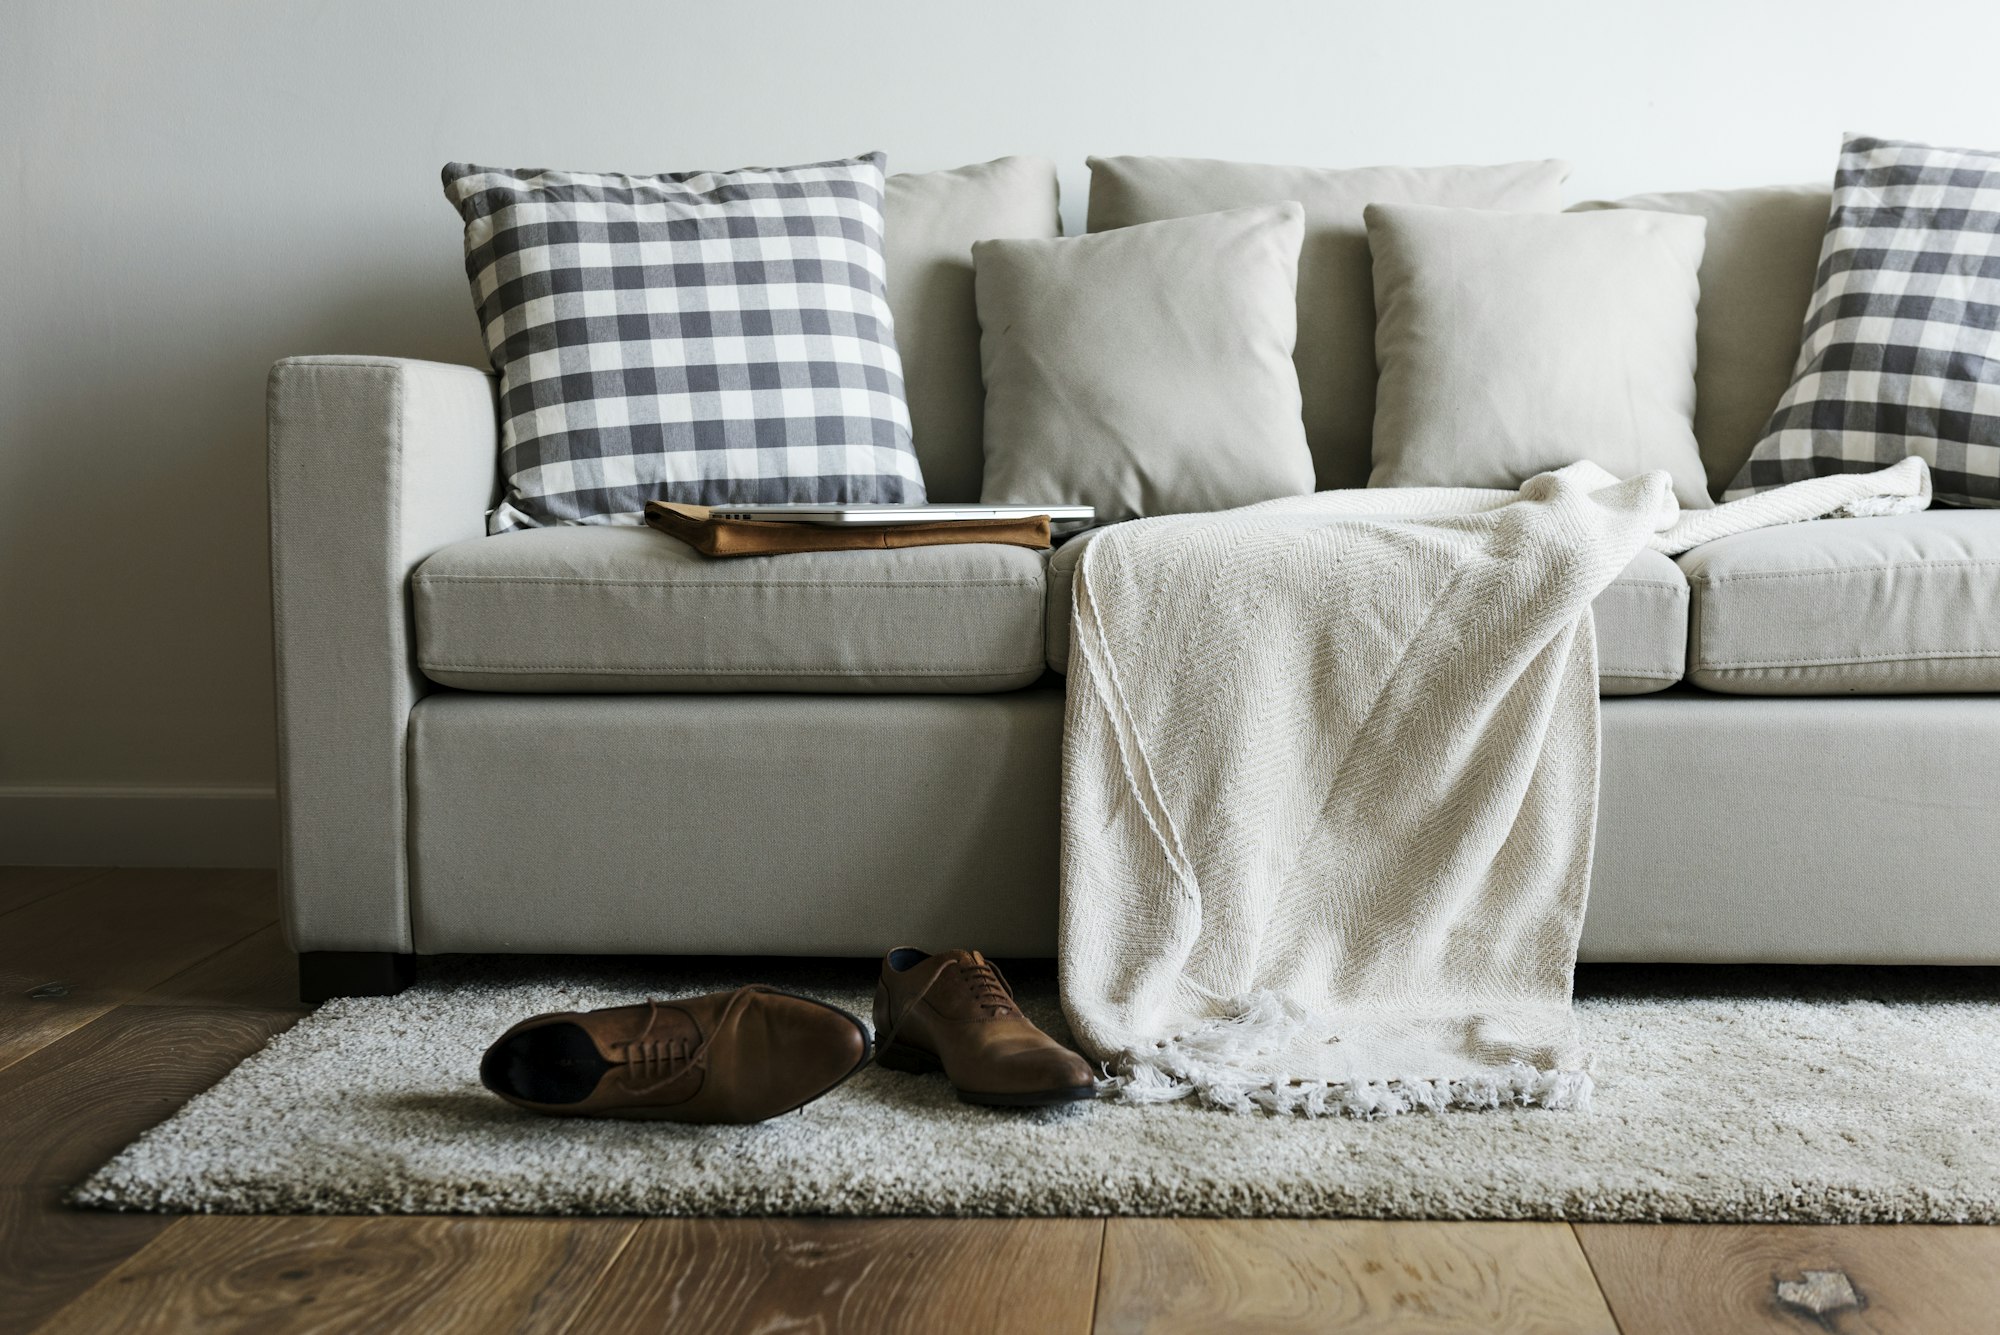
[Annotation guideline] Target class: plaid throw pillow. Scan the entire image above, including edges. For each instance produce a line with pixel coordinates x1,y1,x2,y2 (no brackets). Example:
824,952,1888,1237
1726,134,2000,507
443,153,925,530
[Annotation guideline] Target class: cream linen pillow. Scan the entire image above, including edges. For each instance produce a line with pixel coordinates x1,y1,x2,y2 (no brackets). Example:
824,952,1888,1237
974,203,1314,523
1086,156,1569,488
1365,203,1712,508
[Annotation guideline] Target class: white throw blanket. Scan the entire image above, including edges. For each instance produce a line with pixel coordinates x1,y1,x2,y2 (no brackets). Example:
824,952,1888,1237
1058,457,1930,1116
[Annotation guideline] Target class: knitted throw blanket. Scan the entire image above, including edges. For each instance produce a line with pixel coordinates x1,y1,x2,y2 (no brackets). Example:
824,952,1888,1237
1058,459,1930,1116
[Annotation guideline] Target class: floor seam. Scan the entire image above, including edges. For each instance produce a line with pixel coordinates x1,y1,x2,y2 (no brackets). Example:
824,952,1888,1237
0,867,117,920
548,1219,644,1335
1086,1217,1109,1334
1568,1224,1628,1335
134,918,284,1005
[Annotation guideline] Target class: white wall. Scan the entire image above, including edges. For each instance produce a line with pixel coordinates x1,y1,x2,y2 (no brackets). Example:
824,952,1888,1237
7,0,2000,862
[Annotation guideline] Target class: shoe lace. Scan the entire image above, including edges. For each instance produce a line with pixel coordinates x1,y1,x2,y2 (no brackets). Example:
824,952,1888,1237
959,956,1019,1019
877,953,1020,1057
614,988,765,1097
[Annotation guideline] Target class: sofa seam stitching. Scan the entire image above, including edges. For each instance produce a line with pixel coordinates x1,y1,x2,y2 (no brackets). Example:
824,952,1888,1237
1689,558,2000,586
1697,650,2000,670
418,662,1050,675
412,577,1044,590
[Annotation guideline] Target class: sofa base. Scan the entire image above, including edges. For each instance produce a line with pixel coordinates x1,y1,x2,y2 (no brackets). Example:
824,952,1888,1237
395,687,2000,965
406,687,1064,957
299,950,415,1003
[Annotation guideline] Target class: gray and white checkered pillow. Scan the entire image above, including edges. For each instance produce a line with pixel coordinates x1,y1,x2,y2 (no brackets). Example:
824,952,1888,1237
443,153,926,531
1726,134,2000,507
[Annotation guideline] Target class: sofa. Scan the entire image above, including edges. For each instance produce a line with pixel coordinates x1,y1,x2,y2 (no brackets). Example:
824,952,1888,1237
269,159,2000,1001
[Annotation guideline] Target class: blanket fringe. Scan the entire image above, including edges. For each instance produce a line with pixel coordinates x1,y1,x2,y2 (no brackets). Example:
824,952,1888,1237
1095,993,1594,1118
1836,491,1929,519
1099,1061,1594,1118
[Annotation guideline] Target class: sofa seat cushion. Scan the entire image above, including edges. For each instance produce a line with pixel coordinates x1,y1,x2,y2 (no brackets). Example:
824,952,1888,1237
1681,511,2000,695
413,526,1049,693
1045,527,1688,695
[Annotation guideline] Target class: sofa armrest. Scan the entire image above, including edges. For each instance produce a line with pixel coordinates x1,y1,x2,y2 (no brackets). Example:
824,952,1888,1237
268,356,498,952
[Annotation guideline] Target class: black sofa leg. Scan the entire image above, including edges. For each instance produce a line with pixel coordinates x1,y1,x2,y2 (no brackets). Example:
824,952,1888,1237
299,951,415,1003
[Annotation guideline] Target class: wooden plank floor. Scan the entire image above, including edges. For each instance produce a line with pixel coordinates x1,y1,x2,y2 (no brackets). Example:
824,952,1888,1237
4,868,1997,1334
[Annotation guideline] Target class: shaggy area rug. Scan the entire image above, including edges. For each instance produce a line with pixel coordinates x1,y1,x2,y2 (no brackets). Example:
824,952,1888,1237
75,959,2000,1222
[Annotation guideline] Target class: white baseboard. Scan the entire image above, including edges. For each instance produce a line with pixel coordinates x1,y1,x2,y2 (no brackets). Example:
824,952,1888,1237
0,785,279,868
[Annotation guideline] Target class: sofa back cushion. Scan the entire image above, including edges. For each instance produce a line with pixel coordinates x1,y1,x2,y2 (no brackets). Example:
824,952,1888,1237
885,157,1060,501
1571,184,1830,499
1085,155,1568,490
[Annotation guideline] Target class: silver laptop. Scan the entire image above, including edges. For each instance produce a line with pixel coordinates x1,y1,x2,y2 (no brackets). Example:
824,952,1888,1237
705,503,1095,527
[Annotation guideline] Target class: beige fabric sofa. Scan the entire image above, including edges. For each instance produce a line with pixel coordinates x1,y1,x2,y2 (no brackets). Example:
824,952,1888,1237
270,163,2000,999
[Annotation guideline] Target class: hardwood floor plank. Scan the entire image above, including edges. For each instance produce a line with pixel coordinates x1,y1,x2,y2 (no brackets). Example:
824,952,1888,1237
0,1003,301,1190
140,922,304,1012
0,867,276,1071
0,1002,302,1333
1094,1219,1617,1334
34,1215,638,1335
572,1217,1103,1334
0,867,108,918
0,1186,171,1335
1577,1222,2000,1335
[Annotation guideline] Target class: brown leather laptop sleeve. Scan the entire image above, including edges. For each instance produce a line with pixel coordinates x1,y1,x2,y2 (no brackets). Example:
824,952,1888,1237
643,502,1051,558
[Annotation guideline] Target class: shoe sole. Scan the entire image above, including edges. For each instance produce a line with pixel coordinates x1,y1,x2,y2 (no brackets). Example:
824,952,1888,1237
957,1085,1099,1108
875,1040,1097,1108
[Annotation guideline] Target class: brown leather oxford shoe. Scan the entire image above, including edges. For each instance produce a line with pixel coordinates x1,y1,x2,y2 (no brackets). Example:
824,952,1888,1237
873,948,1097,1107
480,985,871,1123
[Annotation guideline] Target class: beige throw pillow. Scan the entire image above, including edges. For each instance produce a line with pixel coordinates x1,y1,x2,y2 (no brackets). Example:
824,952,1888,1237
1365,203,1712,508
1086,156,1569,489
975,203,1314,523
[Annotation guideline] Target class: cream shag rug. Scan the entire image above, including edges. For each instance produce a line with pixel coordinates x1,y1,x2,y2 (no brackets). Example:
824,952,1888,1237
75,959,2000,1222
